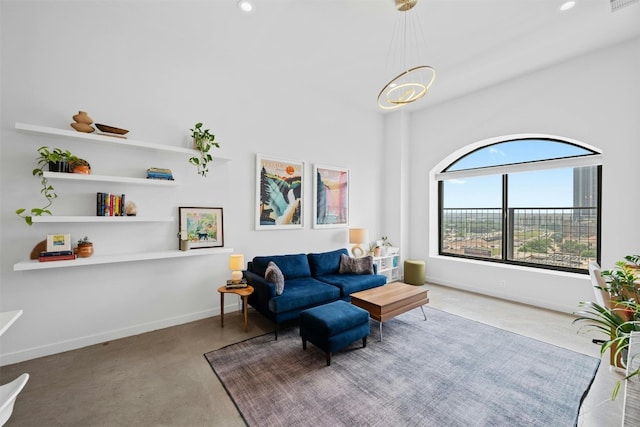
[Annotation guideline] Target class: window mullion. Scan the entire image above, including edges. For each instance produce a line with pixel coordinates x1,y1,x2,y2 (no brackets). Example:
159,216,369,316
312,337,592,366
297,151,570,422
502,174,509,261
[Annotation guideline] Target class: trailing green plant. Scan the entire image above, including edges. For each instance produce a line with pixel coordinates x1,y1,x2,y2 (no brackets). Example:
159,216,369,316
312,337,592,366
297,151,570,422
189,122,219,177
16,146,78,225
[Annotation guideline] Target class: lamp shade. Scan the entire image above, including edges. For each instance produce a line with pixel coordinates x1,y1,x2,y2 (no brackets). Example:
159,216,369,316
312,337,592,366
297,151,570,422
349,228,369,244
229,254,245,271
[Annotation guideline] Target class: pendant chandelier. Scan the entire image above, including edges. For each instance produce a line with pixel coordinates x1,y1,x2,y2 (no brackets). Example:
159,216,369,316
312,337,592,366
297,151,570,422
377,0,436,111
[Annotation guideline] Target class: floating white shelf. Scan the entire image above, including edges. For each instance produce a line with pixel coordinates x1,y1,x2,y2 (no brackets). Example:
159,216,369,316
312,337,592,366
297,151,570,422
15,122,231,162
13,247,234,271
30,216,174,223
42,171,179,186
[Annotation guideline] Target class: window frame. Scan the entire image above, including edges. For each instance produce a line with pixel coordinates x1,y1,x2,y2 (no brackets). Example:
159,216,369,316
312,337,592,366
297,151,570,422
436,137,602,274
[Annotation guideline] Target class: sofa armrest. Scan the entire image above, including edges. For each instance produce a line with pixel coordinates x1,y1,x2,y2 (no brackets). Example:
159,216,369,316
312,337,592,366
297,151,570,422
244,270,277,299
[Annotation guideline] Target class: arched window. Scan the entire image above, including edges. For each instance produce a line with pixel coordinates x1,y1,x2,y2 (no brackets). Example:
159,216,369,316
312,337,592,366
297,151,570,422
437,136,601,273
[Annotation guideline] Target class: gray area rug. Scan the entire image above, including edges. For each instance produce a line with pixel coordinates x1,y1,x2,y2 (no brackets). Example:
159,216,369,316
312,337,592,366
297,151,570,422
205,307,599,427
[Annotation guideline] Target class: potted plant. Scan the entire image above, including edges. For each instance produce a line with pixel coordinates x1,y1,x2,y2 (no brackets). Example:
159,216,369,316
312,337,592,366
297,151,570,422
75,236,94,258
379,236,392,256
601,255,640,303
16,146,79,225
574,255,640,390
610,302,640,399
70,158,91,174
189,122,220,177
37,146,78,173
368,242,381,257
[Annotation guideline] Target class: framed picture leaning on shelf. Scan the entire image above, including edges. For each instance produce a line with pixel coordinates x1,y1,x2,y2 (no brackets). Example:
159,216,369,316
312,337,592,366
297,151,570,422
313,164,349,228
178,207,224,249
255,154,304,230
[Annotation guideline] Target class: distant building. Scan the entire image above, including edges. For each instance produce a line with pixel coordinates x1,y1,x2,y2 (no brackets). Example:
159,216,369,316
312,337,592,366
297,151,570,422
573,166,597,221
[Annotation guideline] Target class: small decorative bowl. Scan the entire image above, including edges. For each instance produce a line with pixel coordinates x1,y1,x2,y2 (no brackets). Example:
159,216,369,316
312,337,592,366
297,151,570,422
95,124,129,135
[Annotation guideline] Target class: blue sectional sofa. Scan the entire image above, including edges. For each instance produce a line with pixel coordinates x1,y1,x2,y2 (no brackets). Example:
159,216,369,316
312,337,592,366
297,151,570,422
244,248,386,338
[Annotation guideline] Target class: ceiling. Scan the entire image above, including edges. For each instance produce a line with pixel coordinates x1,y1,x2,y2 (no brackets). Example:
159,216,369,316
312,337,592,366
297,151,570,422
224,0,640,113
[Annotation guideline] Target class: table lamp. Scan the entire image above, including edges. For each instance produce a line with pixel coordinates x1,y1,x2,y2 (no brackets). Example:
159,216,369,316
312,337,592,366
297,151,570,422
229,254,245,283
349,228,369,258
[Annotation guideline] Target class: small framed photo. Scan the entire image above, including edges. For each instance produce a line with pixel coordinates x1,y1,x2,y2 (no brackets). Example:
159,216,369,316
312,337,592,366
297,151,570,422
46,234,71,252
178,207,224,249
313,165,349,228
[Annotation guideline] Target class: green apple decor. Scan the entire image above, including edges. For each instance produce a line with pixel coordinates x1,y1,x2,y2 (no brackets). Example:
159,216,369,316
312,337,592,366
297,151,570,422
189,122,220,177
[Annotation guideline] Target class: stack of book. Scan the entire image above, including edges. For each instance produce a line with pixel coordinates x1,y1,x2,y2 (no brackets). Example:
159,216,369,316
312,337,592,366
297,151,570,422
226,279,248,289
39,250,77,262
96,192,125,216
146,167,174,181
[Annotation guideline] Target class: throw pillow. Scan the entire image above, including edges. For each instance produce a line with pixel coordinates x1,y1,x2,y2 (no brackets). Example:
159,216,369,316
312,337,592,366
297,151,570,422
338,254,374,275
265,261,285,295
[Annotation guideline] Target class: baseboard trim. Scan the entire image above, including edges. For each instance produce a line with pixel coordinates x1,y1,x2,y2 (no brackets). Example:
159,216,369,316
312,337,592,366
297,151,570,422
0,308,222,366
425,276,576,314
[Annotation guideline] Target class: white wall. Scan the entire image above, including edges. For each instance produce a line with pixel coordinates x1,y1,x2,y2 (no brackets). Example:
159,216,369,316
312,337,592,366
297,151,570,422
2,1,638,365
407,36,640,312
0,2,384,364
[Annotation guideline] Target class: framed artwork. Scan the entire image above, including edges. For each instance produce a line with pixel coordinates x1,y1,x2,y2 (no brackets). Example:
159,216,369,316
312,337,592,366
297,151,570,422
255,154,304,230
178,207,224,249
313,165,350,228
46,233,71,252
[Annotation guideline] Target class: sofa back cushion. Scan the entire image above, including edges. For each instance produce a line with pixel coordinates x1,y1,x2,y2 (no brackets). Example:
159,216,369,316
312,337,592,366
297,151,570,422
251,254,311,279
338,254,374,275
307,248,349,277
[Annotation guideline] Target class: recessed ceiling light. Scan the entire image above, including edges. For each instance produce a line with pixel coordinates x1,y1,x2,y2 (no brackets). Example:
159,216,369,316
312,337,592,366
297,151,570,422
238,0,254,13
560,1,576,11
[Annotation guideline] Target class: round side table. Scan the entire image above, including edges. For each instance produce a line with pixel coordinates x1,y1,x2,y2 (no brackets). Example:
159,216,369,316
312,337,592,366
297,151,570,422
217,285,254,332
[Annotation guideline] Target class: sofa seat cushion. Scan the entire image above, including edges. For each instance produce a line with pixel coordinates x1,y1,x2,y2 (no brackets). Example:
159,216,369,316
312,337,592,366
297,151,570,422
251,254,311,279
316,274,386,298
268,277,340,314
307,248,349,277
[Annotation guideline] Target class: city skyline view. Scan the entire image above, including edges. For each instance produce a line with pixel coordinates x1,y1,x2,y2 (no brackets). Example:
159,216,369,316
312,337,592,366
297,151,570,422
440,138,599,272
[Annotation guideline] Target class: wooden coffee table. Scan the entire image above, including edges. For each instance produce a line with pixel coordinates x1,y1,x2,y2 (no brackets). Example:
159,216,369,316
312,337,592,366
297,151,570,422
350,282,429,341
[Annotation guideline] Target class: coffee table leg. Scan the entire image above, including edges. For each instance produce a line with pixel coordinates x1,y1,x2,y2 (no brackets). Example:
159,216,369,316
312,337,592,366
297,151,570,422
220,293,224,328
379,321,383,342
420,305,427,321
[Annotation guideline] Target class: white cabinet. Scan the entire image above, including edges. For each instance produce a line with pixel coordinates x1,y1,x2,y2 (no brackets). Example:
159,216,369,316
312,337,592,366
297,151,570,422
12,123,233,271
373,253,400,282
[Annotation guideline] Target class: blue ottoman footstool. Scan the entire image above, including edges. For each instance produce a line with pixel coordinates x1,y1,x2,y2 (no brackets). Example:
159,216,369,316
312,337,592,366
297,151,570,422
299,300,370,366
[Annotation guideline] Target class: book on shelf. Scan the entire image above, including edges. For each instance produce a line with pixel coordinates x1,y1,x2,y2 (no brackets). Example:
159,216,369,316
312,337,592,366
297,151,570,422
146,167,174,180
39,250,74,257
38,253,77,262
96,192,126,216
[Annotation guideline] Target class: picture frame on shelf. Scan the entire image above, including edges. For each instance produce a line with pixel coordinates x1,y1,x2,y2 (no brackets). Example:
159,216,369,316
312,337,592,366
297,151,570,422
178,207,224,249
46,233,71,252
313,164,349,228
255,153,304,230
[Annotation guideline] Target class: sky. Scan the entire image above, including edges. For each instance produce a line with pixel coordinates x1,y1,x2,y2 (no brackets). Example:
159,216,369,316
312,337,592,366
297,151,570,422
443,139,593,208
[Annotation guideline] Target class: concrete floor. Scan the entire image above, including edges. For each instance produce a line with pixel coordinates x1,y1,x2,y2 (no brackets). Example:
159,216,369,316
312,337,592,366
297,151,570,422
0,284,625,426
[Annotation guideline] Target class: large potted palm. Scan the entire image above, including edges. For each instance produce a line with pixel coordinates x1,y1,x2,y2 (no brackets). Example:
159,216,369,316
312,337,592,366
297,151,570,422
574,255,640,391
